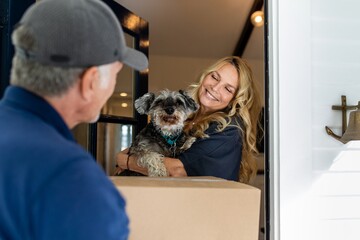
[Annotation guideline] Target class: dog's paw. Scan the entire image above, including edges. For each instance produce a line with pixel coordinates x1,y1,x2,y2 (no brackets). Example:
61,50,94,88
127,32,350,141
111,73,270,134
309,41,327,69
148,167,168,177
138,152,168,177
180,136,196,151
148,161,168,177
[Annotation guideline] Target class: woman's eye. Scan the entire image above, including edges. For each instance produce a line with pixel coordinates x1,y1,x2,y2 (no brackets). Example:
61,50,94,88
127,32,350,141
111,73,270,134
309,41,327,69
211,74,219,81
225,87,233,93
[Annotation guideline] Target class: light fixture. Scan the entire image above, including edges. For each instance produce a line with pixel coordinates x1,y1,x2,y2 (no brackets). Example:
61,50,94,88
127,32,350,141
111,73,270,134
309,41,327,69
250,11,264,27
121,103,128,108
119,92,128,97
325,95,360,143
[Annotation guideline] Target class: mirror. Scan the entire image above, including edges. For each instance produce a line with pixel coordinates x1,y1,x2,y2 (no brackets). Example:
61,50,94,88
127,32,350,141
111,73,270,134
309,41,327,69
102,33,135,118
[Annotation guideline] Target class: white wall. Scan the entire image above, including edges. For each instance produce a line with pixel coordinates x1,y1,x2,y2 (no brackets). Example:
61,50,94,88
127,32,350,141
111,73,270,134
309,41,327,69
269,0,360,239
243,25,265,106
244,59,265,105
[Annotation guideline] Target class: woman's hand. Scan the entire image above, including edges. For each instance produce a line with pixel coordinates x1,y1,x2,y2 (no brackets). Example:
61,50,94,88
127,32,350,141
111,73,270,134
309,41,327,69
162,157,187,177
113,148,128,175
115,149,148,175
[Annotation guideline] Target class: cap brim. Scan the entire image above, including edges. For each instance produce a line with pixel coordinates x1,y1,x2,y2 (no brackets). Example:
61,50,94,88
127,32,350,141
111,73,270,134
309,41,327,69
121,47,148,71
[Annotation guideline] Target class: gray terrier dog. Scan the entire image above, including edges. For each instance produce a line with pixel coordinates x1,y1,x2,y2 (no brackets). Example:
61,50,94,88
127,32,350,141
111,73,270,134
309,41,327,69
120,89,198,177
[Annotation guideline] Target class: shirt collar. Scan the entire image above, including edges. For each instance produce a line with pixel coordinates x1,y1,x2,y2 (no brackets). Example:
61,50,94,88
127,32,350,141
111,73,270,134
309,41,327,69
2,86,75,141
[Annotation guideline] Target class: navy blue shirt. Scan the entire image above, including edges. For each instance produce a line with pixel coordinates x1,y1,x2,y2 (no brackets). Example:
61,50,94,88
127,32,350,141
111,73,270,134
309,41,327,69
0,86,129,240
179,119,242,181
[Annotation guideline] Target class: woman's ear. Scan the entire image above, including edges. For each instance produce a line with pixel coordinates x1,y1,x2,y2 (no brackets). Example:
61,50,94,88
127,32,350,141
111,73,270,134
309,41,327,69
79,67,99,102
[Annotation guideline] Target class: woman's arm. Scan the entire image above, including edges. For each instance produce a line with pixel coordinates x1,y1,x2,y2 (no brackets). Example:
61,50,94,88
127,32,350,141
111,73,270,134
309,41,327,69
116,149,187,177
116,149,148,175
162,157,187,177
179,125,242,181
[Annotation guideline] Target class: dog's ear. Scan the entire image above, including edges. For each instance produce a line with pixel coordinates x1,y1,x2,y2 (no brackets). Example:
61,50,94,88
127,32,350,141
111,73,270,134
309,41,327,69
179,90,199,112
134,92,155,115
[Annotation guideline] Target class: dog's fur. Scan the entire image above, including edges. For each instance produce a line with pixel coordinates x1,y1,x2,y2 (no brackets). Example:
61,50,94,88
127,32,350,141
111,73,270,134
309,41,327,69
120,90,198,177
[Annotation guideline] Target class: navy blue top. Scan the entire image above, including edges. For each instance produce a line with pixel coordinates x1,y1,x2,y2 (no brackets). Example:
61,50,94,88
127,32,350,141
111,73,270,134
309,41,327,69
0,86,129,240
179,119,242,181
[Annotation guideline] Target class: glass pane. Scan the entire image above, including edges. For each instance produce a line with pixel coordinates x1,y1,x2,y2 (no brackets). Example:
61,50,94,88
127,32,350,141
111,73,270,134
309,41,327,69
102,33,135,117
96,122,133,175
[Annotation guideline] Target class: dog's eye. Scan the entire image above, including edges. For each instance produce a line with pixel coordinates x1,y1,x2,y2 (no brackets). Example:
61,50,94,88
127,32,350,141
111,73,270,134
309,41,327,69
153,99,162,106
176,99,184,106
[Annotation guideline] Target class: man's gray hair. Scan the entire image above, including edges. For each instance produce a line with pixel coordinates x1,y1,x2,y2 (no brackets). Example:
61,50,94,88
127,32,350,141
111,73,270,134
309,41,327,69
10,25,85,96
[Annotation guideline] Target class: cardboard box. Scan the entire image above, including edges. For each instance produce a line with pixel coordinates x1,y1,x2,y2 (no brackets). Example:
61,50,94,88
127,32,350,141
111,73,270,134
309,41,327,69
110,177,261,240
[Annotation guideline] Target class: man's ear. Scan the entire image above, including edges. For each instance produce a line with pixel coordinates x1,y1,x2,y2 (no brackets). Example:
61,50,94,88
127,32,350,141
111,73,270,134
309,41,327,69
79,67,99,102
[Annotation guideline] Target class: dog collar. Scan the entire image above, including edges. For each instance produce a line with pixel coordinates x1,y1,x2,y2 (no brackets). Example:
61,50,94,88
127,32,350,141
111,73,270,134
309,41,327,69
162,134,182,146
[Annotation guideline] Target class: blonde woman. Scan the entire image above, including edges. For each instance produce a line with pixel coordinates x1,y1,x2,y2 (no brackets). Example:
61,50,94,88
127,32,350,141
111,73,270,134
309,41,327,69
117,56,262,183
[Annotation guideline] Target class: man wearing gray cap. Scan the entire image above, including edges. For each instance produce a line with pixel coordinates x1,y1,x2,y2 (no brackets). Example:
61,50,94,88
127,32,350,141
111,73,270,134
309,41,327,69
0,0,148,239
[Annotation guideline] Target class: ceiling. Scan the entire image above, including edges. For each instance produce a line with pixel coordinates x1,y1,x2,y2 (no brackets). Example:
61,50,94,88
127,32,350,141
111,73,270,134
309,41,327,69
115,0,263,60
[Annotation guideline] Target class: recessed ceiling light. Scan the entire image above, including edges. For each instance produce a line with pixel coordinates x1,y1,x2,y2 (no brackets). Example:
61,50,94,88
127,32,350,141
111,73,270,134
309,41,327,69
251,11,264,27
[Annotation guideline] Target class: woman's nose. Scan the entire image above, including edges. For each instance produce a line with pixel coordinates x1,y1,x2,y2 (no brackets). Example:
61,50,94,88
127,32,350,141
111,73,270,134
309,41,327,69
211,82,221,91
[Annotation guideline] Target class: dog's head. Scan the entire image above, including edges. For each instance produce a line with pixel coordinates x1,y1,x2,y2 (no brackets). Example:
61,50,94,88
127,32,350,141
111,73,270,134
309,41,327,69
134,89,198,135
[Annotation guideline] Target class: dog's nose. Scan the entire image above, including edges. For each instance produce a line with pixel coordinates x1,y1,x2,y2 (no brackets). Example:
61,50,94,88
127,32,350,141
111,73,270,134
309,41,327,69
165,107,174,115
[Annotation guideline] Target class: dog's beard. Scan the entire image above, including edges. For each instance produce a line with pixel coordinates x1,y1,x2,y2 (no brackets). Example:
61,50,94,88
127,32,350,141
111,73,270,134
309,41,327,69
162,115,178,124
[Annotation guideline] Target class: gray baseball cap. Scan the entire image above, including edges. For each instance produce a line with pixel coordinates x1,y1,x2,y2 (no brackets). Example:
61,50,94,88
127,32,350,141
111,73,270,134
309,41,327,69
14,0,148,71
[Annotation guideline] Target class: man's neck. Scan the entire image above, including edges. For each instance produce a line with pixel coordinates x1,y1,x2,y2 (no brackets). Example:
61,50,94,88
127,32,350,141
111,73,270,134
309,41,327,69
43,88,82,129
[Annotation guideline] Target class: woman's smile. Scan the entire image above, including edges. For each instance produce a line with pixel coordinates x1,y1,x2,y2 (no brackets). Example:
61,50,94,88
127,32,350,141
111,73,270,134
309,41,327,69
205,89,219,101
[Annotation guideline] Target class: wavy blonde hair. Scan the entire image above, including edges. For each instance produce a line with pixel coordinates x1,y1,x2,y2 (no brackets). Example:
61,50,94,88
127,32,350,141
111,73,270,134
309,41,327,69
185,56,262,183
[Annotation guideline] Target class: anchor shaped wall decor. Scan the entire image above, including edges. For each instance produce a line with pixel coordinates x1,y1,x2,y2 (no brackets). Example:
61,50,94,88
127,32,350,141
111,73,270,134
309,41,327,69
325,95,360,144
